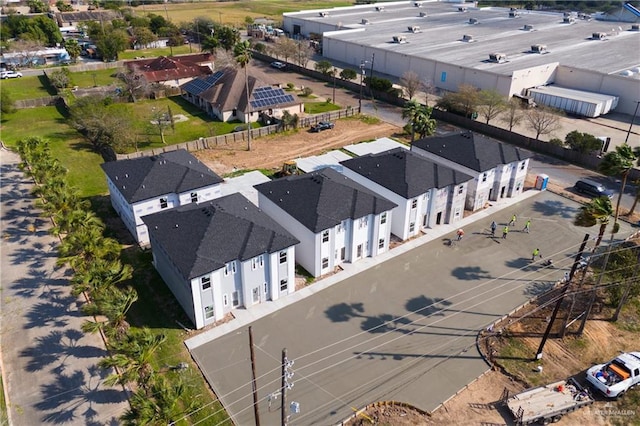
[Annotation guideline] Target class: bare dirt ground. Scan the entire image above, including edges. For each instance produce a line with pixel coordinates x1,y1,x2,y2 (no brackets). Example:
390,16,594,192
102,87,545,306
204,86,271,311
193,119,401,176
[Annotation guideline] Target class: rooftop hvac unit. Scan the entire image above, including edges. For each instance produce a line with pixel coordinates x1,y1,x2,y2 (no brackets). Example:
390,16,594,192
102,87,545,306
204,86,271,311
408,26,421,33
361,18,369,25
489,53,507,63
458,6,467,12
592,32,606,40
414,2,422,7
392,35,408,44
318,11,328,17
462,34,475,42
469,18,478,24
509,10,520,18
563,16,575,23
632,24,640,31
419,11,427,17
375,6,385,12
523,24,534,31
531,44,547,53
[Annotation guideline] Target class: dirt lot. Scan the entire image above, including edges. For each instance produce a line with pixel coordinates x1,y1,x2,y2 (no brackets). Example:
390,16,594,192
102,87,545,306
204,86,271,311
193,118,401,176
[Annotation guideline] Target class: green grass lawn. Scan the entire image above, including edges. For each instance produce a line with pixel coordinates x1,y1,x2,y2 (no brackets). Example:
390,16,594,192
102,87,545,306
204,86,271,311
304,101,341,114
0,74,56,100
1,106,106,197
69,68,120,88
118,44,194,60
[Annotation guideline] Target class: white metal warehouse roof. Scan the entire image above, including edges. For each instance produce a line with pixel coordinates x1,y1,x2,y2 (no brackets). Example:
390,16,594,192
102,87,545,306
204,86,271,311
343,138,409,157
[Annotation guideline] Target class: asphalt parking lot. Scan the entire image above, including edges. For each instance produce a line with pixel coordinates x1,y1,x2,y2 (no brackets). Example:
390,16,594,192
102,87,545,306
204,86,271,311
190,191,635,426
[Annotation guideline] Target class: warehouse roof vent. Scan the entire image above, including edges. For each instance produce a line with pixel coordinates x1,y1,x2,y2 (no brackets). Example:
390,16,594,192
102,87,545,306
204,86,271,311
563,16,575,23
509,8,520,18
414,2,423,7
419,11,428,17
469,18,479,24
530,44,547,53
489,53,507,63
392,35,408,44
408,26,421,33
375,5,385,12
592,32,607,40
631,24,640,31
458,6,468,12
361,18,370,25
523,24,534,31
462,34,475,42
318,11,328,17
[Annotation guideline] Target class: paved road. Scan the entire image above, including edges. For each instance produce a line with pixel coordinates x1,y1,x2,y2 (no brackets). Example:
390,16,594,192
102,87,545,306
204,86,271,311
0,148,129,425
190,191,635,426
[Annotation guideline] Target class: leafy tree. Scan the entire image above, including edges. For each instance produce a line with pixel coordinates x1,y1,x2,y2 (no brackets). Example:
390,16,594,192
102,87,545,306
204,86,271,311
564,130,603,154
340,68,357,81
399,70,421,100
244,16,254,25
58,225,121,269
524,106,562,140
201,35,219,55
435,84,480,118
132,26,157,49
49,67,73,89
234,40,253,151
599,144,639,231
253,42,266,53
1,90,16,115
574,196,613,249
64,39,81,63
274,37,297,64
402,100,421,142
294,40,314,67
32,16,63,46
500,98,524,131
87,22,129,61
628,175,640,216
28,0,49,13
149,14,170,34
315,59,333,75
117,67,150,102
477,89,506,124
215,25,240,51
55,0,73,12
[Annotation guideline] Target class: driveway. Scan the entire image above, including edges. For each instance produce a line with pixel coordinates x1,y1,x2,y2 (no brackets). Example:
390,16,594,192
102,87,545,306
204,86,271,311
0,147,129,425
190,191,635,426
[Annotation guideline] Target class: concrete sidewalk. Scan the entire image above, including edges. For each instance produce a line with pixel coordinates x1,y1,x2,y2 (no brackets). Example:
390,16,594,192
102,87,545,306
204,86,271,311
186,188,541,350
0,147,129,425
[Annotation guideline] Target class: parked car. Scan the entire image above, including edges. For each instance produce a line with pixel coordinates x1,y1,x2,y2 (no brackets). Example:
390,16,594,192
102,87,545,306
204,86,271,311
310,121,335,132
574,179,614,198
270,61,286,70
586,352,640,398
0,70,23,79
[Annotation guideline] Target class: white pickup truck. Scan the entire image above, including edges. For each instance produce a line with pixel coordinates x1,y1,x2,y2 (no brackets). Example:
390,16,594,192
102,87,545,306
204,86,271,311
586,351,640,398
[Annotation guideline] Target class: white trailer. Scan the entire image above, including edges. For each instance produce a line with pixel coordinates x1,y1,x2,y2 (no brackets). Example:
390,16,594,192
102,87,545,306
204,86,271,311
503,378,594,425
527,85,619,118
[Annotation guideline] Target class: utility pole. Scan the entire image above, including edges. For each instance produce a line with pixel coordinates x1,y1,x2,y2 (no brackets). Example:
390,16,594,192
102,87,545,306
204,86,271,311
577,242,614,335
332,67,336,105
612,255,640,322
369,53,375,98
281,348,287,426
625,100,640,143
536,234,589,359
358,61,365,112
249,327,260,426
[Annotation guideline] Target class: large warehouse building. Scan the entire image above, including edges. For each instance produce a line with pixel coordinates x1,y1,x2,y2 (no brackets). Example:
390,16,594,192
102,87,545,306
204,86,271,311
283,1,640,116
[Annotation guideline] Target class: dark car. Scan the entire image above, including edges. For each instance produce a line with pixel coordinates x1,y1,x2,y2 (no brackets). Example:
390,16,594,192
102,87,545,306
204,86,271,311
574,179,615,198
310,121,335,132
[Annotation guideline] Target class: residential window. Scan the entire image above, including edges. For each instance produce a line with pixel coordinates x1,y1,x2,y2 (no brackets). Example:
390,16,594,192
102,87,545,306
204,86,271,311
378,238,385,249
160,197,168,209
322,230,329,243
520,161,526,170
224,261,237,276
204,305,214,319
252,287,259,303
380,212,387,224
280,279,288,292
340,247,346,261
322,257,329,269
223,294,229,307
482,173,487,183
411,199,418,209
252,255,264,270
279,251,287,264
232,291,239,306
359,216,368,229
201,276,211,290
409,222,416,233
458,185,464,195
264,282,268,294
191,192,198,203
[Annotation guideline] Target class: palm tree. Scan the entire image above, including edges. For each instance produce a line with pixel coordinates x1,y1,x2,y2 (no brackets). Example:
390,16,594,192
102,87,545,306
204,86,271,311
99,327,166,389
71,258,133,296
402,99,421,142
574,196,614,249
57,226,121,269
599,144,638,234
233,40,253,151
413,105,437,139
628,179,640,216
82,285,137,340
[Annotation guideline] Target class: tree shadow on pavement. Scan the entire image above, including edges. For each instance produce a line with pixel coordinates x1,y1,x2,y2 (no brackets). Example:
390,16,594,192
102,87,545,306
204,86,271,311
451,265,492,281
20,329,106,372
531,199,578,220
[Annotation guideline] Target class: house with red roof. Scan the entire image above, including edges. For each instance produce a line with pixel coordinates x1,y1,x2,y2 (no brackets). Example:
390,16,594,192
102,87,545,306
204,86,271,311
124,53,214,87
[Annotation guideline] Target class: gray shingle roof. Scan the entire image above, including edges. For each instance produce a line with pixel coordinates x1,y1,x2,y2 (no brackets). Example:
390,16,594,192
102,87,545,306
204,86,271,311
100,149,223,203
254,167,397,233
341,148,473,198
142,193,299,280
411,131,533,172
